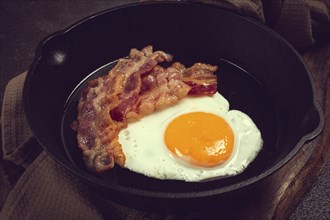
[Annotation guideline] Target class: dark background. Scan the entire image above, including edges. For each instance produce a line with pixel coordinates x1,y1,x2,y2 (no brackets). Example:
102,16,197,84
0,1,329,219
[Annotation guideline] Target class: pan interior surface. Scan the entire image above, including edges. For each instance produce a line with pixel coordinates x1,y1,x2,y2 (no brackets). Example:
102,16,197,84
61,52,279,193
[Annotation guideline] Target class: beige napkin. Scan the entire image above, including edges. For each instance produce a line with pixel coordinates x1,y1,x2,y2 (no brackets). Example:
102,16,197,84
191,0,329,47
0,1,329,219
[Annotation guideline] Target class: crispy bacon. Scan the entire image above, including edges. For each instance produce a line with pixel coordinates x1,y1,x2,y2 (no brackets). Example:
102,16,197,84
182,63,218,95
137,63,191,115
74,46,218,173
110,47,173,122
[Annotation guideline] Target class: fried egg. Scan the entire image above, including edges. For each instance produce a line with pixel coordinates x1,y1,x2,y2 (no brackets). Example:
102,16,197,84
118,92,263,182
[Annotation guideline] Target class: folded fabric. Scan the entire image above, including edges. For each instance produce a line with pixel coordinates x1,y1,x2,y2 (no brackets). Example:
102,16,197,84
191,0,330,47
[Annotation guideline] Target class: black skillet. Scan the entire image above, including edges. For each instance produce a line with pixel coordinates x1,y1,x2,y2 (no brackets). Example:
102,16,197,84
23,1,323,213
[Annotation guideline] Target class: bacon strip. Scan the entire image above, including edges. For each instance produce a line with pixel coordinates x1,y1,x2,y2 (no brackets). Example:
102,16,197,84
74,46,218,173
137,63,191,115
182,63,218,95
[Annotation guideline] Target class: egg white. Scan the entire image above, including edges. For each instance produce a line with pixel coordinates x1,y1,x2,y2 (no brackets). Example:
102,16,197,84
118,92,263,182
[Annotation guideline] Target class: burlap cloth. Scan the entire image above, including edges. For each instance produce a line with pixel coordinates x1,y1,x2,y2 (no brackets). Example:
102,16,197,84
0,1,329,219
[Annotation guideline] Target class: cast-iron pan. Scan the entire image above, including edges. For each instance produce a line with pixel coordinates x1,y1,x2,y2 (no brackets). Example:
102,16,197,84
23,1,323,213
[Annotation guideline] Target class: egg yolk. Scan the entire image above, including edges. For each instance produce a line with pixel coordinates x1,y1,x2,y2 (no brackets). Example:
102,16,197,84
164,112,234,167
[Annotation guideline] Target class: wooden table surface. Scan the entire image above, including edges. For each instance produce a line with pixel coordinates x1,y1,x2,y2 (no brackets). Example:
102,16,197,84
0,1,329,219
